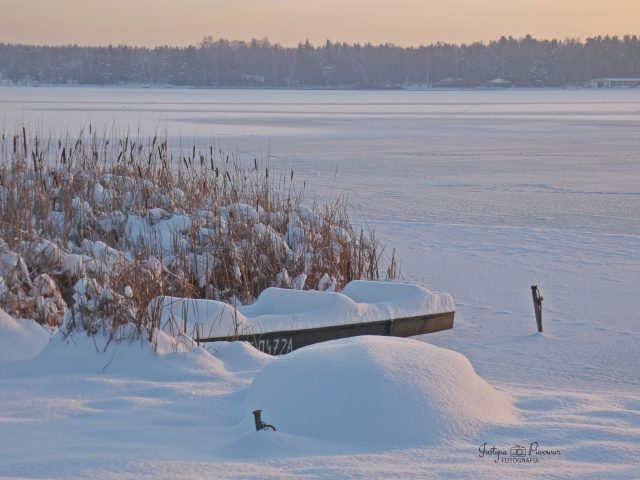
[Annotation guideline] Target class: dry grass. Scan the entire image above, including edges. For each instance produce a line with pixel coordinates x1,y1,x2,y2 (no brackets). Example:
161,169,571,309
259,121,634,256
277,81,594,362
0,126,398,338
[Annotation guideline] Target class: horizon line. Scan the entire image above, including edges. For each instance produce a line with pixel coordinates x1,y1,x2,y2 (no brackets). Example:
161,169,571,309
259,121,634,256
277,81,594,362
2,33,639,50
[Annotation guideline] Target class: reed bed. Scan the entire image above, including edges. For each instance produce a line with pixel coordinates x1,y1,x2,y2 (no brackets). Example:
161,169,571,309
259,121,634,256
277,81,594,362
0,126,397,339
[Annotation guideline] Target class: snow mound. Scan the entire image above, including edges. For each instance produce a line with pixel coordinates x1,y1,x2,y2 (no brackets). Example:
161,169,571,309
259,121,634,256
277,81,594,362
24,331,163,377
207,341,275,373
152,296,241,339
240,288,369,332
342,280,454,315
246,336,516,448
0,307,52,363
242,281,455,332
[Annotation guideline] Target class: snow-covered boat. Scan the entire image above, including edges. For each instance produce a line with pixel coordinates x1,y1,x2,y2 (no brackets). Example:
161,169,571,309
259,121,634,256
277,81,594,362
154,280,455,355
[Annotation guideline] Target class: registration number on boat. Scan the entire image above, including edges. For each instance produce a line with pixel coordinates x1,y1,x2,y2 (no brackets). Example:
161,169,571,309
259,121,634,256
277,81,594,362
256,337,294,355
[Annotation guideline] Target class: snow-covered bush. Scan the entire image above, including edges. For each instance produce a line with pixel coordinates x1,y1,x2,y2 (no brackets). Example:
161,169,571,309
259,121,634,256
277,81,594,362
0,127,396,338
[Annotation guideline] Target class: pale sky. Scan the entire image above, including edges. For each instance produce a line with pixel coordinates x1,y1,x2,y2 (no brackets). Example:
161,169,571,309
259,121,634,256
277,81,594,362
1,0,638,47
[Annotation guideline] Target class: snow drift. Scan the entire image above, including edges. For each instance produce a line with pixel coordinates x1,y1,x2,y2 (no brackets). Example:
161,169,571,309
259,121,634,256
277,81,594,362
206,340,274,373
0,306,52,363
2,328,231,383
245,336,516,448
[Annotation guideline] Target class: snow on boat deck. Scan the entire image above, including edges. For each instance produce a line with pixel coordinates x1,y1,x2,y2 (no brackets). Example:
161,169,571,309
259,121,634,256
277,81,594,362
152,280,455,338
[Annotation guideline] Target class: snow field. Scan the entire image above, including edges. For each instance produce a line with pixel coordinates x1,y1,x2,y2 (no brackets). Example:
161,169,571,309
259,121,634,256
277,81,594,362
1,87,639,477
1,327,638,479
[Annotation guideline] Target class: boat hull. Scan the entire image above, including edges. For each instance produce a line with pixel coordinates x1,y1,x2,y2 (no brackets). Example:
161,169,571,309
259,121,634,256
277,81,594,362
198,311,455,355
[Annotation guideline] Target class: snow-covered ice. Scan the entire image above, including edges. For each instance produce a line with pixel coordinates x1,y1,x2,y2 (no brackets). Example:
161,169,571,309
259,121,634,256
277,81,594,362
1,86,639,478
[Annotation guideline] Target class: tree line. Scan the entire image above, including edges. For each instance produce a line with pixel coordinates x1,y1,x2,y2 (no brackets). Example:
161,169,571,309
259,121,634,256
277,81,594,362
1,35,639,88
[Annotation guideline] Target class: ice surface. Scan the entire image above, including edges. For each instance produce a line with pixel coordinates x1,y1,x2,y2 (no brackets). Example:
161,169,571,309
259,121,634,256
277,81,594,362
376,222,640,392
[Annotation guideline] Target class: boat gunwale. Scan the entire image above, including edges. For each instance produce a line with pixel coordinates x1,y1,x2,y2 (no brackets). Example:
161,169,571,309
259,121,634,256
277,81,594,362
197,310,455,344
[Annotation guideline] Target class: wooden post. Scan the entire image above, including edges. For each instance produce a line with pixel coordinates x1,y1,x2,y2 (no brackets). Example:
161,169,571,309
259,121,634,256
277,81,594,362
531,285,543,333
253,410,263,431
252,409,276,431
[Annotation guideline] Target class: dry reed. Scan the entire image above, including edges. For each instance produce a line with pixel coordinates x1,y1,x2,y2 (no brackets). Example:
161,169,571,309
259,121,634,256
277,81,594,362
0,126,398,339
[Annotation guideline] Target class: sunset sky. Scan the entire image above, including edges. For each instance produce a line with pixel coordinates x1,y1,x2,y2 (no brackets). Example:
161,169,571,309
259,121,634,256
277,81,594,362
1,0,639,47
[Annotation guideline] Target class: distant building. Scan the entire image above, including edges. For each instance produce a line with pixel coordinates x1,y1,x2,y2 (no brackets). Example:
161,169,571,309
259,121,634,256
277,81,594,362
242,74,265,85
487,78,512,88
589,78,640,88
433,77,464,88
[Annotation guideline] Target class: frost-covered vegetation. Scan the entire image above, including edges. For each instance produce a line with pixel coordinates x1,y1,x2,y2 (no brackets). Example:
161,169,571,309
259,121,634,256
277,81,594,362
2,35,640,88
0,127,393,339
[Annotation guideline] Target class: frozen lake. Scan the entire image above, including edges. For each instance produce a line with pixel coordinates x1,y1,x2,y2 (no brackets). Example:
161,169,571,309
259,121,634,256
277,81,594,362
3,86,639,234
1,86,639,391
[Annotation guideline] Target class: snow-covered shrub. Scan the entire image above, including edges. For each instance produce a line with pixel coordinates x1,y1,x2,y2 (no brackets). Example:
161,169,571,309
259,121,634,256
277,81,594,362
32,273,66,326
0,243,66,326
64,277,135,335
0,127,397,338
